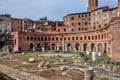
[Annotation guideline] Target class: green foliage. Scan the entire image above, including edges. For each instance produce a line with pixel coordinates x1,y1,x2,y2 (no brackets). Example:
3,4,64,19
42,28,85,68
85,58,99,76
96,54,111,61
100,77,108,80
0,72,15,80
117,61,120,65
17,53,59,62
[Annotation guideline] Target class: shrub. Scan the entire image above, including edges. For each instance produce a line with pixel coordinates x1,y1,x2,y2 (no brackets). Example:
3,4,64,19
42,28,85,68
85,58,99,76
100,78,108,80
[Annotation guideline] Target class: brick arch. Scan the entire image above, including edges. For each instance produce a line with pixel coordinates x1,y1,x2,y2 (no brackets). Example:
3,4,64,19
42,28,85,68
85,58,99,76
75,43,80,51
91,43,95,52
36,43,41,51
67,43,72,51
83,43,87,51
30,43,34,50
51,43,56,50
98,43,102,52
44,42,50,50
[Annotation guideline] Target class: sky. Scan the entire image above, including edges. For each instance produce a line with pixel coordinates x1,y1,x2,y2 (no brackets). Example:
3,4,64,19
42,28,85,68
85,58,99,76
0,0,118,21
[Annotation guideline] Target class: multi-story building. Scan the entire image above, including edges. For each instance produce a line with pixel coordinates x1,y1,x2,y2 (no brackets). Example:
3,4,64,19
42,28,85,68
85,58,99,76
1,0,120,60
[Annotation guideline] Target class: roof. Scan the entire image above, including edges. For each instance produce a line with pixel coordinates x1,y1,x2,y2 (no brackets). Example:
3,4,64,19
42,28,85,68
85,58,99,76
63,12,91,18
11,18,24,20
63,6,117,18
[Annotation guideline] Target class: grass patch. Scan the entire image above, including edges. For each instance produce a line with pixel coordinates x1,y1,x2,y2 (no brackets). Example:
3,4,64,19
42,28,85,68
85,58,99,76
0,72,15,80
100,77,108,80
17,54,59,62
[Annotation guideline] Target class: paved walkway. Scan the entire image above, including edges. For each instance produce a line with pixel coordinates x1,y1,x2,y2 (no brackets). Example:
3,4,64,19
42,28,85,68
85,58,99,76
0,64,49,80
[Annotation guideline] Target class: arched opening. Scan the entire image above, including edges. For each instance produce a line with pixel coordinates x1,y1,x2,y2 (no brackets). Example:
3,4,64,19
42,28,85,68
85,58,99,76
91,43,95,52
104,43,107,53
98,43,102,52
83,43,87,51
30,43,34,50
59,44,62,51
44,42,50,50
19,47,21,51
51,43,56,50
67,43,72,51
37,43,41,51
0,41,4,52
75,43,80,51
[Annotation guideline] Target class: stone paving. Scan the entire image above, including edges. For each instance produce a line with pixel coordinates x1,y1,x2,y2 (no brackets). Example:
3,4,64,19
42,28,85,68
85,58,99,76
0,64,49,80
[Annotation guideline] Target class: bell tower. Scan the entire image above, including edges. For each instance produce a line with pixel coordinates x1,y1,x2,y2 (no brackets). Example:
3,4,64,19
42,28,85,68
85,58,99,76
87,0,98,12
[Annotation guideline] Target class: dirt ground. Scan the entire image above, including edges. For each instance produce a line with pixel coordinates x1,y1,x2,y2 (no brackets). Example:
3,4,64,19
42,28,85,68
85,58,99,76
0,52,85,80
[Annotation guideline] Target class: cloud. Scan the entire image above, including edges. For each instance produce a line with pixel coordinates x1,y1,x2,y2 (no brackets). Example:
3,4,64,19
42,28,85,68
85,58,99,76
0,0,118,20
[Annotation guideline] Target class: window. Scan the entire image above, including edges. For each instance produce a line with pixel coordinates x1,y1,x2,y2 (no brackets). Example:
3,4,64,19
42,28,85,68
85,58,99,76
80,37,82,40
82,14,84,17
105,24,107,26
27,37,29,41
76,37,78,40
78,15,80,18
68,37,70,40
58,29,60,32
88,36,90,40
82,28,84,31
102,34,103,39
85,28,87,31
98,35,100,39
89,22,91,25
19,47,21,51
64,29,66,32
72,29,74,32
38,37,40,41
72,37,74,40
89,14,91,16
82,22,84,26
97,22,99,24
78,28,81,31
56,37,58,41
99,25,101,28
98,12,100,14
60,38,62,41
95,35,97,39
78,22,81,26
52,37,54,41
71,17,74,20
48,37,51,41
85,22,87,25
84,36,86,40
64,37,66,41
41,37,43,41
38,27,40,29
31,37,33,41
15,39,16,45
72,23,74,26
34,37,36,41
45,37,47,41
21,26,22,30
92,36,94,40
